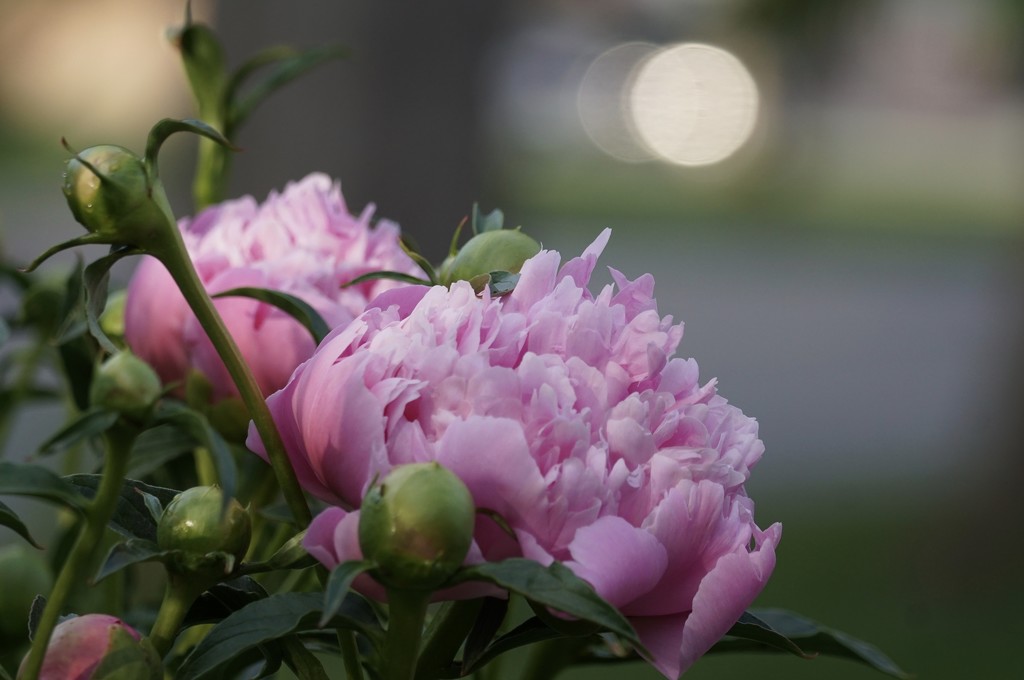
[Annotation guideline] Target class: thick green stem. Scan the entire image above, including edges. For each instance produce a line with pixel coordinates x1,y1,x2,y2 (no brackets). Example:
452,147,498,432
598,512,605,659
148,574,204,657
383,589,431,680
152,238,312,529
19,426,135,680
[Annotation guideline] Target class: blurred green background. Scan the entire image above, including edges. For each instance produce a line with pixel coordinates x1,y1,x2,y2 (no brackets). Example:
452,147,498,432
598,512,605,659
3,1,1024,678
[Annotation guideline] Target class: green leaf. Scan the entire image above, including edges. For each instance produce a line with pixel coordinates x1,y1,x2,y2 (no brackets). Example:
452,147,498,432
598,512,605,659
126,423,202,478
57,334,98,411
279,636,330,680
0,499,42,547
457,617,563,677
471,205,504,234
0,462,86,511
342,270,433,289
20,233,109,274
177,592,380,680
711,608,910,679
319,560,374,626
242,529,318,575
83,246,141,354
66,475,179,542
153,402,237,505
453,559,641,650
184,576,268,626
27,595,46,642
145,119,236,174
460,597,511,672
226,45,348,132
36,408,119,456
94,538,169,583
54,256,86,343
212,287,330,345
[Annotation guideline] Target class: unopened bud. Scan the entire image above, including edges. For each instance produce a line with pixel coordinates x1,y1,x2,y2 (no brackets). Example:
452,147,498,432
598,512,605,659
89,351,161,423
62,145,174,244
157,486,251,579
17,614,158,680
440,229,541,286
359,462,475,591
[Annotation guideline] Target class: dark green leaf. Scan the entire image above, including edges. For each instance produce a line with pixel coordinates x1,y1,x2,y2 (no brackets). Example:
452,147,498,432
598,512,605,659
54,257,86,343
471,205,504,234
36,408,119,457
461,597,510,672
710,608,910,679
319,560,374,625
719,610,808,657
27,595,46,642
177,592,379,680
83,247,140,354
184,577,268,626
212,287,330,345
280,636,330,680
227,46,348,132
20,233,109,274
126,423,202,478
487,271,520,297
94,538,168,583
342,270,433,289
153,403,236,505
58,334,98,411
66,475,179,541
242,529,317,575
0,500,42,547
453,559,641,650
456,617,563,677
0,462,86,511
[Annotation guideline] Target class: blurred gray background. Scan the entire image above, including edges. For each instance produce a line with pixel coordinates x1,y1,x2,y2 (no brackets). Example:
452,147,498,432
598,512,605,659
2,1,1023,678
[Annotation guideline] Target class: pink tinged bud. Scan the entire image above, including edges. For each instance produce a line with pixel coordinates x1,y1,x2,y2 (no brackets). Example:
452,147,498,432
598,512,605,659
358,463,475,591
18,614,142,680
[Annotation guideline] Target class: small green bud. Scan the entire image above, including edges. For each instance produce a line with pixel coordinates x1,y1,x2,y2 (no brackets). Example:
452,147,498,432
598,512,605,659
441,229,541,286
0,545,52,644
359,462,475,591
62,145,174,244
157,486,251,579
89,351,162,423
99,289,127,343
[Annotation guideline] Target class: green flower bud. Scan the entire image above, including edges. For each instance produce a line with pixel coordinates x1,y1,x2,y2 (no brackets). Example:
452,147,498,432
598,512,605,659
89,351,161,423
0,545,52,644
99,289,127,343
157,486,251,579
441,229,541,286
62,145,174,244
359,462,475,591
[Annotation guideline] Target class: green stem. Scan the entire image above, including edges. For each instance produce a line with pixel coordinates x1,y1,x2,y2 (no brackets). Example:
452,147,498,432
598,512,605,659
415,599,484,680
193,135,231,211
148,574,203,657
152,239,312,529
382,589,431,680
19,426,135,680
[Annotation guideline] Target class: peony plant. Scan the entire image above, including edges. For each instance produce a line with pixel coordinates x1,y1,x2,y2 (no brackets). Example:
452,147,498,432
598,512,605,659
0,6,906,680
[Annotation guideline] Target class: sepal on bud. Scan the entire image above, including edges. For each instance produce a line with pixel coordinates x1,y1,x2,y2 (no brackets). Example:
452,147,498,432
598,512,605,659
358,462,475,591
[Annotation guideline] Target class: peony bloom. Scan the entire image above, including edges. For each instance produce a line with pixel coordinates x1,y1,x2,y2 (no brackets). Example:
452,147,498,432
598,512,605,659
249,229,780,678
20,614,144,680
124,173,420,400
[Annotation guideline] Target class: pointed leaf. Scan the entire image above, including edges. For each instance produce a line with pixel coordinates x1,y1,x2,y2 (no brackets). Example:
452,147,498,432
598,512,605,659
170,22,227,119
66,475,179,541
280,636,330,680
57,334,98,411
212,287,329,345
461,597,511,672
126,423,201,478
487,271,520,297
242,530,317,574
458,617,563,676
84,247,141,354
319,560,374,626
471,205,504,234
145,119,236,173
0,462,86,511
94,538,168,583
719,610,808,657
453,559,641,650
0,499,42,547
20,233,109,274
54,257,86,343
177,592,380,680
36,408,119,457
342,270,432,289
227,46,348,131
27,595,46,642
184,577,269,626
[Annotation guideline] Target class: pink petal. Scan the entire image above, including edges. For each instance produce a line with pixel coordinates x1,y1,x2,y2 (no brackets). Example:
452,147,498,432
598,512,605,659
565,516,667,608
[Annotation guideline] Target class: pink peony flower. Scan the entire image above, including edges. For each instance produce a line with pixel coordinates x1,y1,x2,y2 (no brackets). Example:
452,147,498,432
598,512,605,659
20,614,142,680
248,229,780,678
124,173,420,400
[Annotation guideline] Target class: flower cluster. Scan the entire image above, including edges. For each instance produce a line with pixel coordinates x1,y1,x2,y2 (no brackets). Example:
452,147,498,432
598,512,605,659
248,229,780,678
124,173,419,400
